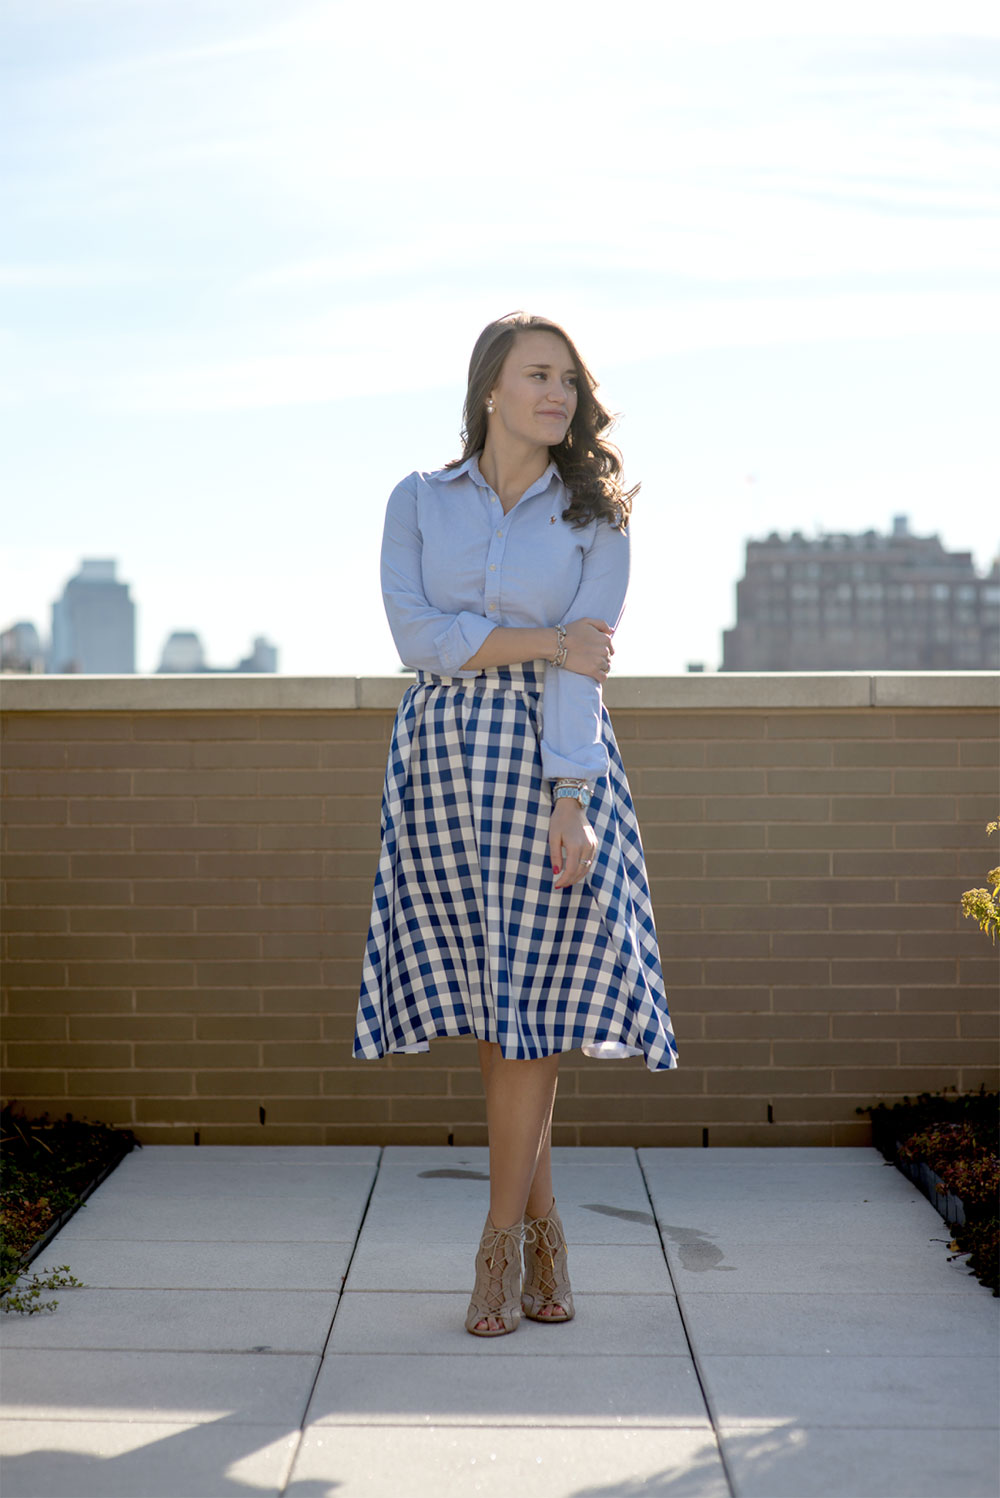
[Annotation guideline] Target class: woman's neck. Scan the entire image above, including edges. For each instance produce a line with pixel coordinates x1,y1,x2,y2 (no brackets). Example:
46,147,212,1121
478,438,550,511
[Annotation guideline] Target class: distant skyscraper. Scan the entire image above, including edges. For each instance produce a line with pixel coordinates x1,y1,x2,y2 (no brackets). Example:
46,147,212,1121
0,621,45,673
157,631,278,673
237,636,278,673
722,517,1000,671
158,631,207,672
50,560,136,673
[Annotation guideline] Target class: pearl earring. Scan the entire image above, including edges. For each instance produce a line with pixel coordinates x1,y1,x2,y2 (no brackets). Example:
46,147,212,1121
485,398,495,415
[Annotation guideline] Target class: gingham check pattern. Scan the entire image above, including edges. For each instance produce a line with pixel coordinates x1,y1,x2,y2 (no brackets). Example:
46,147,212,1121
354,663,678,1071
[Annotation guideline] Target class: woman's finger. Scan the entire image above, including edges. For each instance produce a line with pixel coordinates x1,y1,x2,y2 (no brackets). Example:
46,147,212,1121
548,822,564,878
555,838,598,888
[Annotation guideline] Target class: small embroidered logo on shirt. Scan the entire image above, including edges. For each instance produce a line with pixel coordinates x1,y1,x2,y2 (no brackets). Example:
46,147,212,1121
550,515,557,524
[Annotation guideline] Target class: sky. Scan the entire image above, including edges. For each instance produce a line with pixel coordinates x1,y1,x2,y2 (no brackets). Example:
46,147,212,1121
2,0,998,675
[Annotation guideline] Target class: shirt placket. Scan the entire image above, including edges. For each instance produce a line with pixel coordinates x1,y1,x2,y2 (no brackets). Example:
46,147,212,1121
483,489,509,619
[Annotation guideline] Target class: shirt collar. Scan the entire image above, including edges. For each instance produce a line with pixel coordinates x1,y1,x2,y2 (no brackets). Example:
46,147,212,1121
435,452,560,501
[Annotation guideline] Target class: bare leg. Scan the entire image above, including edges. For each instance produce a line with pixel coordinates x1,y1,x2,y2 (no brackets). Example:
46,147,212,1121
522,1109,569,1320
472,1041,561,1331
525,1115,555,1220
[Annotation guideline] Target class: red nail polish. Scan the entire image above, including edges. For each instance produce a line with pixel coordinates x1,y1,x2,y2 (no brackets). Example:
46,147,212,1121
552,865,560,876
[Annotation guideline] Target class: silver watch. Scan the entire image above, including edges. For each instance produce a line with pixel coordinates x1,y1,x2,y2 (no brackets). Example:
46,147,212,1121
553,784,591,810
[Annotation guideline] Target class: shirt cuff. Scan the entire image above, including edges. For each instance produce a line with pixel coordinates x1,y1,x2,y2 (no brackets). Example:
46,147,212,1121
539,737,609,787
433,611,497,676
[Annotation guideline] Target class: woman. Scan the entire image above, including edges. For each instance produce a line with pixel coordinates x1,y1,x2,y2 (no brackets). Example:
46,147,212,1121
354,311,677,1337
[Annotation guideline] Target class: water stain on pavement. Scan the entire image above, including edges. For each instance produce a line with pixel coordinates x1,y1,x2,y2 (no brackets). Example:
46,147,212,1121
581,1203,656,1226
418,1168,490,1180
659,1223,736,1272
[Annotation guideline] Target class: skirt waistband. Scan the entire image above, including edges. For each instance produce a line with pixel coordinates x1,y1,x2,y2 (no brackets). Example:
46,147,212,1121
415,663,544,693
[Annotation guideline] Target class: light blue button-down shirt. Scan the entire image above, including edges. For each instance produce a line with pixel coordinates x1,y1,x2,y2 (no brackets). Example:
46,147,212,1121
380,453,630,784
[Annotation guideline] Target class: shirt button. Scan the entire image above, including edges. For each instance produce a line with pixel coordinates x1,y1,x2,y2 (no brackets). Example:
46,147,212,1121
489,564,496,572
488,603,497,612
496,530,503,538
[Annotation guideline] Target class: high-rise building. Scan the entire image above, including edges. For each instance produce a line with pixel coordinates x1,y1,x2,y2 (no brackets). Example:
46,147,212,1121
50,560,136,673
157,631,278,673
236,636,278,673
722,517,1000,671
0,621,45,673
158,632,207,672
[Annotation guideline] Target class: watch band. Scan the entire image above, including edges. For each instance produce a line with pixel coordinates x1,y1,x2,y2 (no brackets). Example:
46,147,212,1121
553,784,591,809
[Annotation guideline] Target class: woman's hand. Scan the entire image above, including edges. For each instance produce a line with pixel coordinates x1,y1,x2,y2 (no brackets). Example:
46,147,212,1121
549,798,598,890
562,618,614,682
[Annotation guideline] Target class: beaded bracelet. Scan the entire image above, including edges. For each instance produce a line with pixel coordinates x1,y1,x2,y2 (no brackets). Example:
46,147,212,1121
550,623,568,668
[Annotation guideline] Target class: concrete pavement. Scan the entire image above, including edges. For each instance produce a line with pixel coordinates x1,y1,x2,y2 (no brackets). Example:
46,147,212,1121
0,1144,997,1497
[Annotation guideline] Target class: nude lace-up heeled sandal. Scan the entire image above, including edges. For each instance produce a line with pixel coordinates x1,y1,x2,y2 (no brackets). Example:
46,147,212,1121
521,1199,575,1323
465,1216,525,1337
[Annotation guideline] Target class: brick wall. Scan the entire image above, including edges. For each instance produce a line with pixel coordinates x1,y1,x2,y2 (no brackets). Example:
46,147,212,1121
2,674,997,1146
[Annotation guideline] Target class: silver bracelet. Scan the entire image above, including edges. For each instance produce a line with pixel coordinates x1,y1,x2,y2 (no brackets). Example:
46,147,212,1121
549,623,568,668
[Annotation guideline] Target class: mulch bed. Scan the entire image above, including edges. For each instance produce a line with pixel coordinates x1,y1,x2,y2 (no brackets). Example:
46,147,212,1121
860,1087,999,1296
1,1104,138,1312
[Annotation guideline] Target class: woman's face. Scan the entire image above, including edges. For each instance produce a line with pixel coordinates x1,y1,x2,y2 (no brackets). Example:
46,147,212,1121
488,330,579,449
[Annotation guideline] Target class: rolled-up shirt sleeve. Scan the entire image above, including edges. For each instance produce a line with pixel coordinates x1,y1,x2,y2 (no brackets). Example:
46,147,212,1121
380,474,497,676
540,519,630,785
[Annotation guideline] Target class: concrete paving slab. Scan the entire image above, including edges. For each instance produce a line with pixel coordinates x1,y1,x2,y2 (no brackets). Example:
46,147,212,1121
642,1165,916,1206
652,1196,940,1245
345,1240,674,1295
125,1145,381,1164
103,1159,378,1198
719,1423,1000,1498
664,1237,984,1294
703,1353,1000,1429
642,1147,881,1167
287,1424,731,1498
328,1291,686,1357
53,1193,369,1243
0,1349,319,1426
0,1418,298,1498
377,1146,489,1167
27,1238,353,1291
551,1146,650,1166
306,1351,710,1427
0,1289,337,1354
679,1291,1000,1356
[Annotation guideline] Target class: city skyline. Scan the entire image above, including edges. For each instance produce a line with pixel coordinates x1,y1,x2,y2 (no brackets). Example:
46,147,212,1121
5,516,996,676
2,2,997,675
1,556,277,674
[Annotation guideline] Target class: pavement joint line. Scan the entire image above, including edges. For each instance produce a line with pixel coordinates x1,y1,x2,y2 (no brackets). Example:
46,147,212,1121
284,1144,385,1492
637,1147,738,1498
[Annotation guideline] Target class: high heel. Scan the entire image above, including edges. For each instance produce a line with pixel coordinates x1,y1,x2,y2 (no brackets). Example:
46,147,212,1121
521,1199,574,1323
465,1215,525,1337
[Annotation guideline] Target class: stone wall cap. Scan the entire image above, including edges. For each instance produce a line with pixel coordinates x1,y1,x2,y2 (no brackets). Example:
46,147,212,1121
1,671,997,712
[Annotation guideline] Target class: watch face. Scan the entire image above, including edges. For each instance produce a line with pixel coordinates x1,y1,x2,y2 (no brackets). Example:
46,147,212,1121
579,787,592,808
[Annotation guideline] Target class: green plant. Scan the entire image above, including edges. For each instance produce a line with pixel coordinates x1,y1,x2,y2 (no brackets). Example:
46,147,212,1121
960,818,1000,943
1,1266,83,1316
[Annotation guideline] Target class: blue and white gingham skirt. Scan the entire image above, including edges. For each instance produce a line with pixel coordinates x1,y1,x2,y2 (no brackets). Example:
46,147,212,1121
354,663,678,1071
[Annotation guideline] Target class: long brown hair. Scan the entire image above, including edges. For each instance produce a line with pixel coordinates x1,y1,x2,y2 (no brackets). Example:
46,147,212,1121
445,311,637,530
